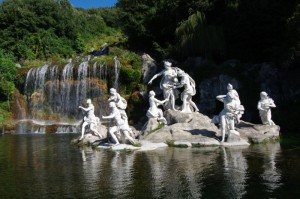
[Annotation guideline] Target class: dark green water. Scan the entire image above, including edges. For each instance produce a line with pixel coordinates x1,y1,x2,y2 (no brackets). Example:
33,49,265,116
0,133,300,199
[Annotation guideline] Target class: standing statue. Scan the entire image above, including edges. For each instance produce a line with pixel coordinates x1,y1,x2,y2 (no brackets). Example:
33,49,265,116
257,91,276,125
78,99,102,140
148,61,179,110
215,84,244,142
108,88,128,123
146,90,168,125
102,102,136,145
176,69,199,113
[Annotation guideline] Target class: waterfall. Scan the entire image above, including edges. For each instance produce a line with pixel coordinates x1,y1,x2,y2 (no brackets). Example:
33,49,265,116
114,56,121,91
76,61,89,109
18,59,118,133
60,62,74,115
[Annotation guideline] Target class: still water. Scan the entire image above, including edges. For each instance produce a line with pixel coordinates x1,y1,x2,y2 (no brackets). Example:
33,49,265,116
0,133,300,199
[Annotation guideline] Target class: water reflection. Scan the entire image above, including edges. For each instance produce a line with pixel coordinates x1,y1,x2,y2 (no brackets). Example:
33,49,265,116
222,146,248,199
260,143,282,192
145,147,220,198
0,134,292,199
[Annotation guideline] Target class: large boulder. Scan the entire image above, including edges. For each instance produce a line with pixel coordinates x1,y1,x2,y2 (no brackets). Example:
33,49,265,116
144,111,220,146
71,124,108,146
143,110,280,146
236,121,280,143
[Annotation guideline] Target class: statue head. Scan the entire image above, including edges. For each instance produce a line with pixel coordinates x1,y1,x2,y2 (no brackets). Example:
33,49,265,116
227,83,233,91
176,68,184,76
149,90,155,97
260,91,268,99
164,61,172,69
110,88,116,95
86,99,92,104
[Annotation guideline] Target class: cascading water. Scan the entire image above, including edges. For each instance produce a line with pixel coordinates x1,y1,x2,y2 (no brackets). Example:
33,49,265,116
113,56,121,91
17,58,116,133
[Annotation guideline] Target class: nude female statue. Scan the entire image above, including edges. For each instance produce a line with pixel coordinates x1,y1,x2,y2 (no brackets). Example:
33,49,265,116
176,69,199,113
257,91,276,125
216,84,244,142
146,90,168,125
148,61,179,110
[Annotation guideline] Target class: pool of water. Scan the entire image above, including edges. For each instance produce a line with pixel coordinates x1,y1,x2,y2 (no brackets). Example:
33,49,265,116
0,133,300,198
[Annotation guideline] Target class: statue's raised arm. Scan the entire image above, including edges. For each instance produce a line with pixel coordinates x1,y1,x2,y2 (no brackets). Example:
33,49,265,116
147,61,179,110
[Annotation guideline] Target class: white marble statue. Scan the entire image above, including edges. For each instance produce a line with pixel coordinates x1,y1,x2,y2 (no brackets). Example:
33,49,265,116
148,61,179,110
108,88,128,123
176,69,199,113
216,84,244,142
146,90,168,125
78,99,102,140
102,102,136,145
257,91,276,125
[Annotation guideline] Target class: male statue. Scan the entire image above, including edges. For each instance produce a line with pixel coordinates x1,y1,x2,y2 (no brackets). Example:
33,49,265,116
78,99,102,140
102,102,136,145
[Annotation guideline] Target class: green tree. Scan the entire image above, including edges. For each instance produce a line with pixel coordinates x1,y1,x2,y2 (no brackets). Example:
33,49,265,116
0,49,16,110
0,0,110,60
175,11,225,59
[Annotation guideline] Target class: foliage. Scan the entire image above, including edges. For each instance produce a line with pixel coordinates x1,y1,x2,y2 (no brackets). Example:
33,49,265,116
117,0,299,63
0,0,115,61
175,11,225,59
0,49,16,101
0,101,11,125
285,3,300,68
119,51,142,93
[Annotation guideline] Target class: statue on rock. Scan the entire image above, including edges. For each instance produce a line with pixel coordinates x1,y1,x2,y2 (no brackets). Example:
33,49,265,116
148,61,179,111
257,91,276,125
176,69,199,113
146,90,168,125
102,102,136,145
78,99,102,140
108,88,128,123
215,84,244,142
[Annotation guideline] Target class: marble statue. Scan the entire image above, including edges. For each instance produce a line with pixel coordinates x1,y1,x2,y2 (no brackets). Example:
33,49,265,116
176,69,199,113
146,90,168,125
108,88,128,123
102,102,136,145
215,84,244,142
78,99,102,140
148,61,179,110
257,91,276,125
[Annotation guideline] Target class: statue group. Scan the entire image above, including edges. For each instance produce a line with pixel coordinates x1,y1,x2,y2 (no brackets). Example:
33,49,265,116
79,60,277,144
79,88,136,145
148,61,198,113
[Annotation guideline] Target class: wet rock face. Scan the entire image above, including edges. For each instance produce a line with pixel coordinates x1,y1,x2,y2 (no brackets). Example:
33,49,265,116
141,53,157,84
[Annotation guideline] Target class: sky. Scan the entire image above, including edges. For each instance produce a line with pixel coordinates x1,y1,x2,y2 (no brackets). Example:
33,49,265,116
0,0,118,9
69,0,117,9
